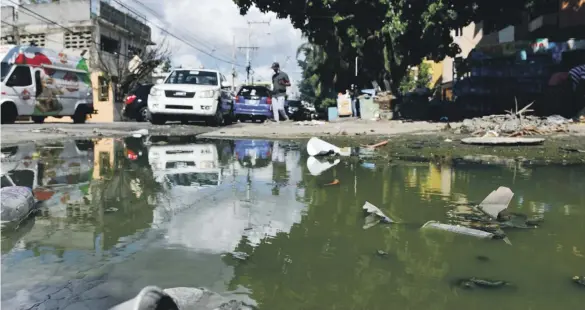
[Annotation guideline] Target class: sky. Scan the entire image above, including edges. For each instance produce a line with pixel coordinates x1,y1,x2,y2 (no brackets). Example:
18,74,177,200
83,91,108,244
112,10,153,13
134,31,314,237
117,0,306,87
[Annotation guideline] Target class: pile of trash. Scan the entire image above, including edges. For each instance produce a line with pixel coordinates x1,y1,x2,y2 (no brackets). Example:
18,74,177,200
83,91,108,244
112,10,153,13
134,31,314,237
373,91,395,111
459,114,572,137
362,186,543,246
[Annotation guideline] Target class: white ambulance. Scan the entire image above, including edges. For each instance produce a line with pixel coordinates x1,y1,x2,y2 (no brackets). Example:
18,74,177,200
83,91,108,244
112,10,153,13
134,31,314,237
0,45,94,124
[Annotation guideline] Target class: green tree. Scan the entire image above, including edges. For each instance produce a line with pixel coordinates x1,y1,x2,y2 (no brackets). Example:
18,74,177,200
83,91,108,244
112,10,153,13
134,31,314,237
415,62,432,90
234,0,538,94
161,57,172,72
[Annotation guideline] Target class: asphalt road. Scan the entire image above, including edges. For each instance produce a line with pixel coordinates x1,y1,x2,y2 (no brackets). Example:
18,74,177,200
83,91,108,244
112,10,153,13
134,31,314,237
0,121,216,146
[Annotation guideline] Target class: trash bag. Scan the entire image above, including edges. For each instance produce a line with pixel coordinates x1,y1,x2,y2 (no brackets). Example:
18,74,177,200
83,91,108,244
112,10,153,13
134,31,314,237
1,186,36,228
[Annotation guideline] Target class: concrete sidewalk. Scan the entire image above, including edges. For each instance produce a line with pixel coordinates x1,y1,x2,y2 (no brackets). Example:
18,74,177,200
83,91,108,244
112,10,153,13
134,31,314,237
200,119,449,139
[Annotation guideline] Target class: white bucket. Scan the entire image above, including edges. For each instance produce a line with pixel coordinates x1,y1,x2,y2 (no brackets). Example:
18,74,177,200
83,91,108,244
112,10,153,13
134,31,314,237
306,137,351,156
306,156,340,176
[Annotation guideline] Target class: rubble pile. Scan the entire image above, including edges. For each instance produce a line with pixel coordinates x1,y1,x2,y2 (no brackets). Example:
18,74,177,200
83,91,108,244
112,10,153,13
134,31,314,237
459,114,571,137
373,91,394,110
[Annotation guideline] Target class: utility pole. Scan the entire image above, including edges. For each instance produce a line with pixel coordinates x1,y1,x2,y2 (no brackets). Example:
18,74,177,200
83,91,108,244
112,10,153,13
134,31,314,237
238,20,270,84
231,34,236,92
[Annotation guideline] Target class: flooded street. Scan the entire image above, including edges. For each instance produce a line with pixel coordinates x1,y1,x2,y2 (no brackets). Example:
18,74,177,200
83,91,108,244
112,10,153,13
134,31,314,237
1,136,584,309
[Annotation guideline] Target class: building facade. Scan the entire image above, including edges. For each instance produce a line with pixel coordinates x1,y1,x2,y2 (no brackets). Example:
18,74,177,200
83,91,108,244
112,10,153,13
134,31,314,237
439,0,585,100
0,0,153,122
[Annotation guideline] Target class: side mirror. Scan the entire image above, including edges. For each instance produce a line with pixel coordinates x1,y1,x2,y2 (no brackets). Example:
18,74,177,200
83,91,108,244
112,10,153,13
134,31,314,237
220,81,230,88
34,71,42,97
156,79,164,84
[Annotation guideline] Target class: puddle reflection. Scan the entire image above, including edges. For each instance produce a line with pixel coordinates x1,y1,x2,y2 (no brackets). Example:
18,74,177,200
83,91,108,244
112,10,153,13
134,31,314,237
1,136,585,310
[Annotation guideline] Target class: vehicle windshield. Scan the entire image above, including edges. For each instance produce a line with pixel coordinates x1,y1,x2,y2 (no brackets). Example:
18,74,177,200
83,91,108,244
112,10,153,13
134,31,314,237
165,70,218,86
166,172,219,187
1,62,12,82
238,86,270,97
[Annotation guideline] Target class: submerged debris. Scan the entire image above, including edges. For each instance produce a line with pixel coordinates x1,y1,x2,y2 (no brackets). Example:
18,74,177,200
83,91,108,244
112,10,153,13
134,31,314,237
477,186,514,219
476,255,490,262
421,220,505,240
454,277,511,290
573,276,585,287
460,137,545,145
361,140,389,149
362,201,393,229
375,250,389,257
324,179,340,186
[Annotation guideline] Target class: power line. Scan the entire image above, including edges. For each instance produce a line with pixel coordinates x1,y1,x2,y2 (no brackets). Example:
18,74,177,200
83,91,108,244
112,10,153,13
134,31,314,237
2,0,139,59
111,0,245,67
125,0,234,62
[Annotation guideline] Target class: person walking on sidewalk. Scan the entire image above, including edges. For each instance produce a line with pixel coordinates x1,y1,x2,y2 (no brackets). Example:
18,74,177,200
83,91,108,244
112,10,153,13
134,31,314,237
271,62,290,122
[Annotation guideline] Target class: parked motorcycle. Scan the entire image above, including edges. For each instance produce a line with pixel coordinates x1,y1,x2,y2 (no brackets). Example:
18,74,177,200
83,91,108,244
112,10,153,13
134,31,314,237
286,100,317,121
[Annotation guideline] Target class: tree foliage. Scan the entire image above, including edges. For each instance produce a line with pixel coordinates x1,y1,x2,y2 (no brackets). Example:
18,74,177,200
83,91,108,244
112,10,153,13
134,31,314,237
233,0,538,97
96,37,170,101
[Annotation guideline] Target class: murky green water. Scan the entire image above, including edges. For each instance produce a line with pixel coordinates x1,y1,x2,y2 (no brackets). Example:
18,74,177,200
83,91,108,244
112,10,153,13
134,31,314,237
1,136,584,309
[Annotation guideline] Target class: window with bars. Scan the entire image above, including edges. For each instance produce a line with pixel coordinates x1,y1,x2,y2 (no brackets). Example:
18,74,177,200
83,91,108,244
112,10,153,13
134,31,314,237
64,31,93,49
20,34,46,47
0,35,16,45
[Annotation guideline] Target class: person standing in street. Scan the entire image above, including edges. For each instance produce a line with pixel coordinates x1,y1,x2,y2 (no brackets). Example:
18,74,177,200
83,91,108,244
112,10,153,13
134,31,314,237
271,62,290,122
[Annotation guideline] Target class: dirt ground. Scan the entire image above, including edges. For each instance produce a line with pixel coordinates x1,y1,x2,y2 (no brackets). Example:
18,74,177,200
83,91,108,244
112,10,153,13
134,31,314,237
0,121,214,146
2,119,585,165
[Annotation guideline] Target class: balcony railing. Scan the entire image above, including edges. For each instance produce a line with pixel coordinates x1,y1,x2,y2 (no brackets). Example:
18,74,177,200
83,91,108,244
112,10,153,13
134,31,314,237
99,1,151,41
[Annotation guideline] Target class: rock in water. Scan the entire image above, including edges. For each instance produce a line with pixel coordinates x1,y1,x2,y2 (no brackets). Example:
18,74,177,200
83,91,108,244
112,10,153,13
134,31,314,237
1,186,36,229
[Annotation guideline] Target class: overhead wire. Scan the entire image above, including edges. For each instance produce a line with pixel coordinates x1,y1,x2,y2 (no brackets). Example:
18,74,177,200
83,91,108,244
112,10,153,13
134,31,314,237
2,0,137,59
125,0,234,62
2,0,245,68
110,0,245,67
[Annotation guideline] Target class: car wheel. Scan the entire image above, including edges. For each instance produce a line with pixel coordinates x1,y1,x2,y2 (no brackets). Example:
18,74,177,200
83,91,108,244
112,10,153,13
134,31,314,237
137,106,150,122
1,103,18,124
72,107,87,124
150,114,166,125
207,102,224,127
224,106,234,125
32,116,45,124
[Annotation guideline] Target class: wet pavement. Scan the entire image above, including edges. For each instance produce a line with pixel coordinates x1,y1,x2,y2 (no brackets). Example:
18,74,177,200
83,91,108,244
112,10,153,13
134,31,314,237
1,136,584,309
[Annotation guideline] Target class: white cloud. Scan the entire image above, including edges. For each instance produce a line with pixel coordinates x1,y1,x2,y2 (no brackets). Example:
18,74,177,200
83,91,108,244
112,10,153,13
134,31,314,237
120,0,305,83
173,54,202,69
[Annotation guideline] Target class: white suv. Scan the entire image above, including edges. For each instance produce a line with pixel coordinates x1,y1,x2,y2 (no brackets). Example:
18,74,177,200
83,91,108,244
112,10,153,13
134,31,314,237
147,68,233,126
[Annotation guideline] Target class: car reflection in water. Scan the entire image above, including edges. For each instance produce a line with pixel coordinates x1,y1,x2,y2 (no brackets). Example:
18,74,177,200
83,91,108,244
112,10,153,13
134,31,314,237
148,141,225,225
234,139,272,169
